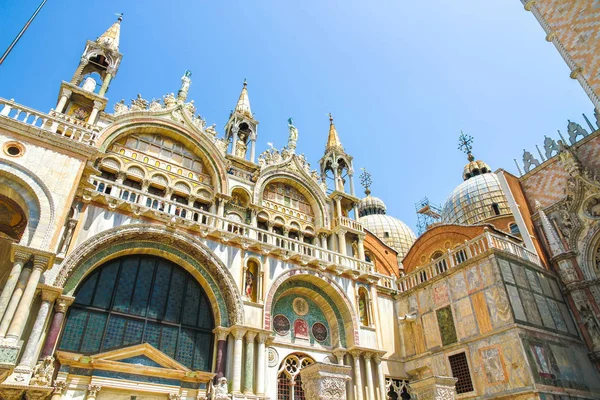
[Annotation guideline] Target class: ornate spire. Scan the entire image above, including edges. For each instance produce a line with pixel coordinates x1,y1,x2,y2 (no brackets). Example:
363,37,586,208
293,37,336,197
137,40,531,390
360,168,372,196
96,14,122,52
234,79,253,118
535,200,565,256
325,113,344,153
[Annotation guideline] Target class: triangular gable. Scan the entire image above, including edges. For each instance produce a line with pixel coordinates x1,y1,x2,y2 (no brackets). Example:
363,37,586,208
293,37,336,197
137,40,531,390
92,343,189,371
118,355,163,368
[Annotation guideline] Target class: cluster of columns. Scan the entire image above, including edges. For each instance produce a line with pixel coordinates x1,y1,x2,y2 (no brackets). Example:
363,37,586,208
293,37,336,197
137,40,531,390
215,326,270,397
333,348,386,400
0,245,76,387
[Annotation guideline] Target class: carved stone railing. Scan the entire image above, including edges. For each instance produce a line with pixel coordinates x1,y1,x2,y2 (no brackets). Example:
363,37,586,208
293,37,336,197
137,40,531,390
332,216,364,233
397,230,541,293
87,177,383,283
0,98,98,145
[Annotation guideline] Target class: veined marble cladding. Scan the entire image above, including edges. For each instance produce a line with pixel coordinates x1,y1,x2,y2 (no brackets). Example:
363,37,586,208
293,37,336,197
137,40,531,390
498,258,578,336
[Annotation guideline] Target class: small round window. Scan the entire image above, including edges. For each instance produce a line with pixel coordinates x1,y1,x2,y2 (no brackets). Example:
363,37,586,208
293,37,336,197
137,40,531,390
3,142,24,157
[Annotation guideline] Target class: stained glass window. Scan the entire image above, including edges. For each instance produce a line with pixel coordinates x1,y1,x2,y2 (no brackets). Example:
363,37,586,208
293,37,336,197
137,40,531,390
59,255,214,370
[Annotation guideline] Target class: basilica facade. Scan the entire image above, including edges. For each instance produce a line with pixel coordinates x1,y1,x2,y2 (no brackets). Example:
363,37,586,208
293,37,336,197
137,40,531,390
0,7,600,400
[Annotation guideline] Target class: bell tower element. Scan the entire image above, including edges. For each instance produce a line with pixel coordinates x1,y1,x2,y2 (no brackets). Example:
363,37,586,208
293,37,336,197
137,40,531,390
54,15,123,126
224,80,259,162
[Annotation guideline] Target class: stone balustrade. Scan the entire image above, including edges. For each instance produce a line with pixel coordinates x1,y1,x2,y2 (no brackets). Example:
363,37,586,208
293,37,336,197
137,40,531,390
397,230,541,292
332,215,364,233
87,176,386,285
0,98,98,146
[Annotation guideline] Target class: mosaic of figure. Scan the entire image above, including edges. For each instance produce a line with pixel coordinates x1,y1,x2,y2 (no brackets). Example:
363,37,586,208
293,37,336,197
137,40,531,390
294,319,309,339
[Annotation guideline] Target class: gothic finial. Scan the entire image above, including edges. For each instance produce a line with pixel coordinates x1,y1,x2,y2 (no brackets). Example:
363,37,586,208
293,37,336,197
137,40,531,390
329,113,333,124
458,131,475,162
115,12,123,22
243,78,247,87
360,168,372,196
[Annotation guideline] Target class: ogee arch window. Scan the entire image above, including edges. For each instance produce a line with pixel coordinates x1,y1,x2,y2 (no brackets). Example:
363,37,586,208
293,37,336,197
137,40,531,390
58,255,214,370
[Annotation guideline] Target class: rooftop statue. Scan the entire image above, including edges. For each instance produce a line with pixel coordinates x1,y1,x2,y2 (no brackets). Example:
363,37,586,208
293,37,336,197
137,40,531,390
287,117,298,152
567,120,589,144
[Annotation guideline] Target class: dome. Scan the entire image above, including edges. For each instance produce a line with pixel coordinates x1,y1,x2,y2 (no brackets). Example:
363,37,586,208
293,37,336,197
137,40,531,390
441,173,511,225
358,195,387,217
359,214,417,259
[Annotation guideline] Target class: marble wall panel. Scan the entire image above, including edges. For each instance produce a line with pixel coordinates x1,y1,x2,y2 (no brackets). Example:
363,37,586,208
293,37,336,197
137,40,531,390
511,263,530,290
548,279,562,300
480,346,507,384
436,306,458,346
403,319,416,357
519,288,542,326
533,294,556,330
485,286,513,328
453,297,477,339
449,271,467,300
558,302,578,335
479,257,498,287
466,264,484,293
419,286,433,314
505,285,526,321
433,280,450,307
422,312,442,349
472,291,492,334
538,274,554,298
526,269,543,294
546,299,567,333
431,353,449,376
498,259,515,284
414,317,427,354
408,294,418,313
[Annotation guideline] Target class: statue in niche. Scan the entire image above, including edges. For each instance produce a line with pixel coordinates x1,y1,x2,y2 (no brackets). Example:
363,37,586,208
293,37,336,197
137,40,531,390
580,305,600,349
244,269,254,299
567,120,589,144
287,118,298,153
522,150,540,173
212,377,231,400
81,76,97,92
358,291,369,326
235,133,248,158
30,356,55,386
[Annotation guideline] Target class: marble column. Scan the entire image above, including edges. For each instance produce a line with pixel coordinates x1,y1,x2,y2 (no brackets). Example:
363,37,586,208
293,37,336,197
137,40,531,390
243,331,257,395
350,350,364,400
364,353,375,400
338,230,347,256
213,328,229,381
231,328,245,394
357,235,366,261
18,287,61,368
333,348,347,366
40,297,74,358
349,172,355,196
98,72,113,96
6,255,49,342
0,266,32,337
231,129,239,157
335,197,343,219
87,101,104,125
86,384,101,400
255,333,267,396
250,135,256,163
373,355,386,400
55,89,72,114
0,249,30,322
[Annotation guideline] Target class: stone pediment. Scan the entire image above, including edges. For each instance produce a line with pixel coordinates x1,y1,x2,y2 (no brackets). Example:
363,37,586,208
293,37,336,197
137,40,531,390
56,343,213,382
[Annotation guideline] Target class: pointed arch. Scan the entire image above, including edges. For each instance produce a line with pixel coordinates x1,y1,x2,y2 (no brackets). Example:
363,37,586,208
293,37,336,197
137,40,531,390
54,224,244,327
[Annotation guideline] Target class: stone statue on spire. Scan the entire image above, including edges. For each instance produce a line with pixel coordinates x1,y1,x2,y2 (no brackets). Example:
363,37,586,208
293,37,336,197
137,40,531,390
177,70,192,102
287,118,298,153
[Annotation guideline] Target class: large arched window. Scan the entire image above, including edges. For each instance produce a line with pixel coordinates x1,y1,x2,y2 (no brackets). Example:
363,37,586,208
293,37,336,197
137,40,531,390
277,354,314,400
58,255,214,371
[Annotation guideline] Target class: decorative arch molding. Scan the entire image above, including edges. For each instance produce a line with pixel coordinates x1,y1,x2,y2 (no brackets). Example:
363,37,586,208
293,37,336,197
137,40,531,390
253,168,328,227
55,224,244,327
264,268,359,347
579,221,600,280
95,118,229,194
0,159,55,249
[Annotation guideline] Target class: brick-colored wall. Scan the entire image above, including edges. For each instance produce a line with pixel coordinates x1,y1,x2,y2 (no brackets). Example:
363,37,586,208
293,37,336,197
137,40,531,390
526,1,600,103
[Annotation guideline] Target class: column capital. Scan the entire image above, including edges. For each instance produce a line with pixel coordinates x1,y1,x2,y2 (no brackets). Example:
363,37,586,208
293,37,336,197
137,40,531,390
213,326,230,341
231,327,246,340
257,332,269,344
93,100,104,109
363,351,373,360
245,331,257,342
61,88,73,98
55,296,75,313
53,380,67,394
87,384,102,397
40,285,62,303
338,229,347,237
373,353,383,364
32,252,54,271
348,349,362,358
12,249,31,265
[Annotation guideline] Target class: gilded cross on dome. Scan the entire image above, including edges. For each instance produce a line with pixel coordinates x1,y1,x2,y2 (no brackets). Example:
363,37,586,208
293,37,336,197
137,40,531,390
359,168,372,195
458,131,475,161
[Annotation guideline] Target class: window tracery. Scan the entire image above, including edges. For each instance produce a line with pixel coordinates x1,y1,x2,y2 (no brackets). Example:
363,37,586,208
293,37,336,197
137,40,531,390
277,354,314,400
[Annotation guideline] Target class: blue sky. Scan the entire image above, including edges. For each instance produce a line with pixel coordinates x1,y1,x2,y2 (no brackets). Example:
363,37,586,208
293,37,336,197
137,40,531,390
0,0,593,232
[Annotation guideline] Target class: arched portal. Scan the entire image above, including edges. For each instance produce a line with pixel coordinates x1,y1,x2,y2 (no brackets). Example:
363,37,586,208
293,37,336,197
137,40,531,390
58,254,214,370
277,353,314,400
